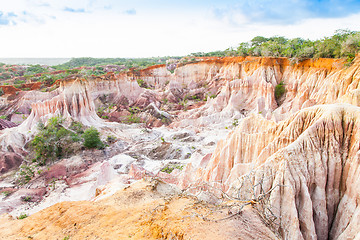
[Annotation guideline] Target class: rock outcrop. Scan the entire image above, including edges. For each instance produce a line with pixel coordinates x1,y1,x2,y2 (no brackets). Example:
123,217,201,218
24,78,104,129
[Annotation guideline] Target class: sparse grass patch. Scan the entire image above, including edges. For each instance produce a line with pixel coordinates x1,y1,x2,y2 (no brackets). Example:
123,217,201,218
232,119,239,127
160,164,184,174
18,165,35,185
22,196,32,202
1,191,11,197
126,114,141,124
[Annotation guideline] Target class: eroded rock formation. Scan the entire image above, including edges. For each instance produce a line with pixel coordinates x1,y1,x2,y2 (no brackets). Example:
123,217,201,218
0,56,360,239
182,104,360,240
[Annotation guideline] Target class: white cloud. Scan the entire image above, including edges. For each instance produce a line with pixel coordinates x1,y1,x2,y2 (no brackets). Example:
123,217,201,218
0,1,359,57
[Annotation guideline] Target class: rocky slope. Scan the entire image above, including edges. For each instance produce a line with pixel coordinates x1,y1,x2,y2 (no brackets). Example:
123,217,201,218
0,56,360,239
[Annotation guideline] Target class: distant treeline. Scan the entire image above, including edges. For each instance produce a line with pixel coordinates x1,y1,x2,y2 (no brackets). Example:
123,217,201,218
54,57,181,70
190,29,360,61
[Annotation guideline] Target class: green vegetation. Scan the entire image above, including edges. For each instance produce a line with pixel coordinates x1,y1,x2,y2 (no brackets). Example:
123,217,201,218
126,114,141,124
275,81,286,101
190,29,360,62
18,213,28,219
106,135,117,143
162,98,168,104
31,117,104,166
136,79,149,88
25,64,49,75
0,88,4,96
31,117,81,165
1,191,11,197
18,165,35,185
83,127,104,149
124,107,142,124
18,118,106,184
232,119,239,127
160,164,184,174
53,57,181,70
22,196,32,202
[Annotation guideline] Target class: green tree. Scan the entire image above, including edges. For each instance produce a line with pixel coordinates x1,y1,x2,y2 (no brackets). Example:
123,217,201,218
250,36,269,47
341,33,360,58
261,41,284,57
237,43,250,56
314,38,338,58
31,117,84,165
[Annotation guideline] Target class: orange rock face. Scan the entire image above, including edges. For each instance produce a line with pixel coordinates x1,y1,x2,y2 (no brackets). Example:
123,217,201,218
0,85,20,95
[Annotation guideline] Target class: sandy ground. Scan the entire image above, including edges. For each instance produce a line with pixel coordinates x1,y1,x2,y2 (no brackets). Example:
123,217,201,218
0,179,278,240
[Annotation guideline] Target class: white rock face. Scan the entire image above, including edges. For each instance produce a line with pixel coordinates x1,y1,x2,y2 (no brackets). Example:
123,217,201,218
182,104,360,240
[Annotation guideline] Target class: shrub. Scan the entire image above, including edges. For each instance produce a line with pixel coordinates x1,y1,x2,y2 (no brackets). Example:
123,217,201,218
126,114,141,123
31,117,84,165
83,127,103,149
275,81,286,101
136,79,149,88
18,165,35,185
0,88,4,96
18,213,28,219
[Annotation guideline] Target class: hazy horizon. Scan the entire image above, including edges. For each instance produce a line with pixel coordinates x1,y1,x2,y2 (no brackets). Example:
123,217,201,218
0,58,71,66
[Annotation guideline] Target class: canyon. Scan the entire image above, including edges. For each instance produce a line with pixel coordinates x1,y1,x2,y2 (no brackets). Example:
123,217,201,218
0,55,359,239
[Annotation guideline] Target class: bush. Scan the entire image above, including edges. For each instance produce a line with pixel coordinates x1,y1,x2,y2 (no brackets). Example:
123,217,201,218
18,213,28,219
275,82,286,101
136,79,148,88
83,127,103,149
126,114,141,123
31,117,84,165
0,88,4,96
18,165,35,185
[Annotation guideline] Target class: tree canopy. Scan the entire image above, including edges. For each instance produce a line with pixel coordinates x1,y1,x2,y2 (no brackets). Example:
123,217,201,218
189,29,360,61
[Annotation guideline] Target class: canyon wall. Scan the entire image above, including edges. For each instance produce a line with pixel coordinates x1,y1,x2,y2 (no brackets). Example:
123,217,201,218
181,104,360,239
1,56,360,239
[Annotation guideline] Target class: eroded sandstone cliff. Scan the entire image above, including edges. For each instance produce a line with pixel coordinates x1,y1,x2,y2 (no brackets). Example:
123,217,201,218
182,104,360,239
0,56,360,240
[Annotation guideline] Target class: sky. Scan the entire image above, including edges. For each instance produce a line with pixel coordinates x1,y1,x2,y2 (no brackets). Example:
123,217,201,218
0,0,360,58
